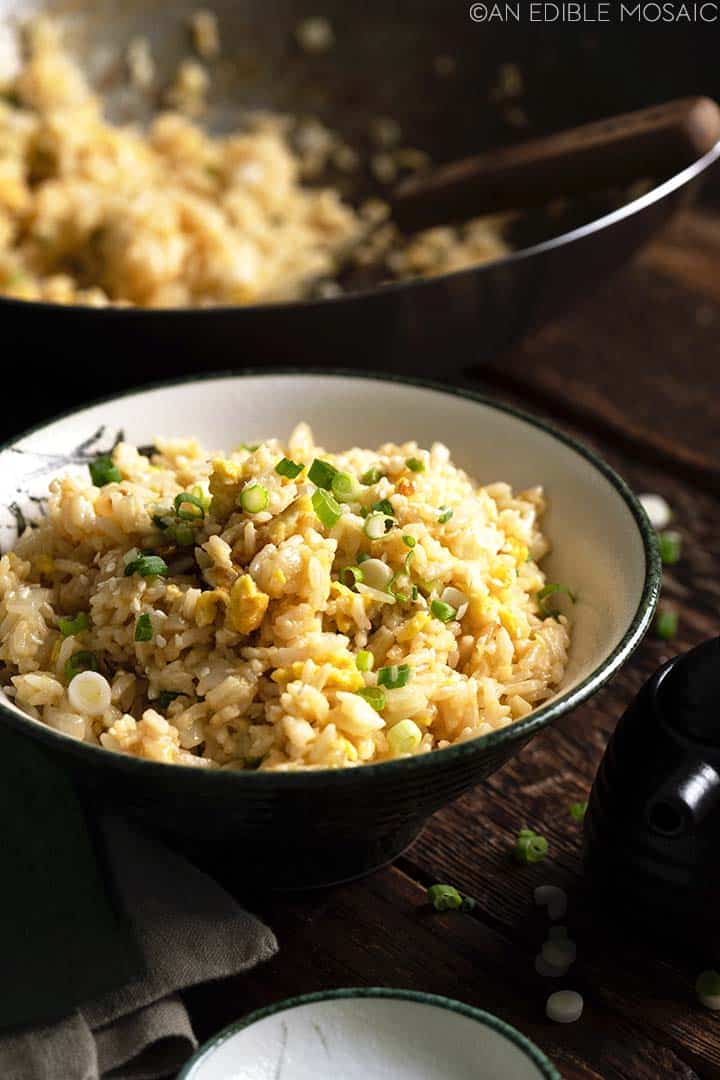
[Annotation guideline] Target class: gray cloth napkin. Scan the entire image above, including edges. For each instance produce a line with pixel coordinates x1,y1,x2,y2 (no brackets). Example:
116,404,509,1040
0,815,278,1080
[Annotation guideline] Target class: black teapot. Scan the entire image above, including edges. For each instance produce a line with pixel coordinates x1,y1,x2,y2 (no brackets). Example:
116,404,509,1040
585,637,720,932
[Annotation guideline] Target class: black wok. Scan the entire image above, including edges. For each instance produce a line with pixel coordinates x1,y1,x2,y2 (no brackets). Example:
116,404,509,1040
1,0,718,420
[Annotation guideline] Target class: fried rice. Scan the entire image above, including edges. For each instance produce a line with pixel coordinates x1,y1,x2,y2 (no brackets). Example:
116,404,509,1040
0,425,570,771
0,16,509,307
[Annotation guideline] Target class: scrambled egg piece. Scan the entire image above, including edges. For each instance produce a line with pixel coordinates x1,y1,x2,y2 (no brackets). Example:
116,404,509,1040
227,574,269,634
208,458,244,521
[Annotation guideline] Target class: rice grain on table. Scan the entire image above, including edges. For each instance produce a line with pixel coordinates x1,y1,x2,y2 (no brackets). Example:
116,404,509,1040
0,425,570,771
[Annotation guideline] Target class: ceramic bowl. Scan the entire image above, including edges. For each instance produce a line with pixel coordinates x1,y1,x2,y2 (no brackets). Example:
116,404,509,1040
179,989,560,1080
0,372,660,887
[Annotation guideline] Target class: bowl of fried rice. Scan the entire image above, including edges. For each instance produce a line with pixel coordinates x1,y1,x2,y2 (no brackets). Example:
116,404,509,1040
0,372,660,886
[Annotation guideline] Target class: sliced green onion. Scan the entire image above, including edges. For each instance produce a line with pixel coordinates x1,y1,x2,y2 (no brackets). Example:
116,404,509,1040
514,828,548,864
654,607,678,640
134,613,153,642
152,512,173,531
240,484,270,514
312,488,342,529
331,471,361,503
364,512,389,540
427,884,463,911
308,458,338,489
340,565,364,588
437,506,453,524
64,650,98,683
356,649,374,672
658,530,682,566
360,466,383,486
537,583,576,618
238,442,260,452
275,457,304,479
89,456,121,487
372,498,395,518
377,663,411,689
190,484,212,511
411,585,419,601
387,718,422,755
569,801,588,823
405,456,425,473
156,690,183,710
402,534,416,548
356,686,385,711
171,523,196,546
174,492,206,521
357,552,371,564
124,554,169,578
431,599,457,623
57,612,89,637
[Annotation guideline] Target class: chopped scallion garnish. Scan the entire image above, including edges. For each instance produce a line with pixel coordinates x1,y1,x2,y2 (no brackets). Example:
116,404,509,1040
360,466,383,486
172,523,196,546
156,690,183,710
356,686,385,711
240,484,270,514
275,457,304,479
437,506,453,524
89,456,121,487
174,492,206,521
405,457,425,473
537,583,576,619
364,512,390,540
514,828,548,864
57,612,89,637
64,650,98,683
427,884,463,911
658,530,682,566
402,534,416,548
134,613,153,642
377,663,411,689
431,599,457,623
356,649,374,672
331,471,360,503
308,458,338,490
372,498,394,518
124,554,169,578
654,607,678,640
340,565,364,588
312,488,342,529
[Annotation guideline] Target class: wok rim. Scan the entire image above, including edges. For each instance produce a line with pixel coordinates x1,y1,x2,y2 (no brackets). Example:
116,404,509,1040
0,368,662,788
0,143,718,317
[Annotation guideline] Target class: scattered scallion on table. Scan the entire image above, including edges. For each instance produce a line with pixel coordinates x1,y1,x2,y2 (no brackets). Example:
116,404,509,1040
514,828,549,864
427,884,463,911
569,801,588,823
696,970,720,1010
654,607,678,640
658,529,682,566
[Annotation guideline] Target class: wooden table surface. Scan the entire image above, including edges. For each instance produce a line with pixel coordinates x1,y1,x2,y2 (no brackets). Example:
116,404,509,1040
183,203,720,1079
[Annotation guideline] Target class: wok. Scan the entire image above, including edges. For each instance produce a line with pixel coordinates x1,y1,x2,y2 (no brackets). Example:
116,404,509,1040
1,0,718,415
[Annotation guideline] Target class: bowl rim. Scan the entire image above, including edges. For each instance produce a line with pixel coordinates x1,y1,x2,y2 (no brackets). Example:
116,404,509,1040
177,986,561,1079
0,143,717,318
0,368,662,785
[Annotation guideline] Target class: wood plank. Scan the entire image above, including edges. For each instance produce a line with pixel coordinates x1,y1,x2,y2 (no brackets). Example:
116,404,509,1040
186,866,700,1079
475,207,720,491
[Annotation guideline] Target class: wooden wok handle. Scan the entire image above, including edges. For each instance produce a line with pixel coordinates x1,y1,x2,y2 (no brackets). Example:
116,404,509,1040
391,97,720,232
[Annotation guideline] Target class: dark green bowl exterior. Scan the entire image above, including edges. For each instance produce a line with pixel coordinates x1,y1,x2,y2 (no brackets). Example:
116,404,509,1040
0,372,661,889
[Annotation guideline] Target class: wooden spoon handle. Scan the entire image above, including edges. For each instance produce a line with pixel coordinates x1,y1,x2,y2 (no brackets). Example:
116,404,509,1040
391,97,720,232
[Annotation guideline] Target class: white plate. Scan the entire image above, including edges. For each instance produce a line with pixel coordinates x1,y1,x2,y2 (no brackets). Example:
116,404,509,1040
179,989,560,1079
